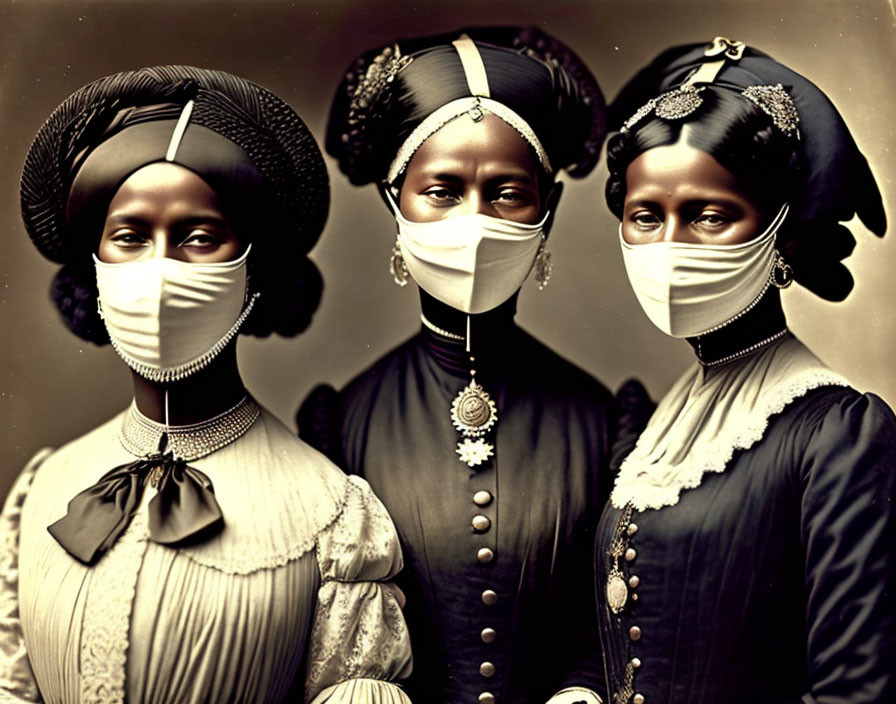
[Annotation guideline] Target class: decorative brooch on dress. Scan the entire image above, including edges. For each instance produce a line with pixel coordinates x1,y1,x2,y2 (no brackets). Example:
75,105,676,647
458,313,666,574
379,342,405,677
606,502,638,614
451,353,498,467
422,314,499,467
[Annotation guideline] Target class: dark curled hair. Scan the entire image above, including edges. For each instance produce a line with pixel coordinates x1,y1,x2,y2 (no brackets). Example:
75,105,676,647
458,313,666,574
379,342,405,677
51,261,109,345
606,87,800,221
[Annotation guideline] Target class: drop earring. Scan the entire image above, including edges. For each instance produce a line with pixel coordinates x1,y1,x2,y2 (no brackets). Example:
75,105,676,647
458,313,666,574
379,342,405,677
534,237,552,290
390,235,409,287
771,251,793,289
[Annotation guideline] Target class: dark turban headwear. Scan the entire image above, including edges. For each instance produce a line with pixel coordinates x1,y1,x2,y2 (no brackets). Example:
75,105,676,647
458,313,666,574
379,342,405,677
20,65,330,341
607,38,886,301
326,26,606,187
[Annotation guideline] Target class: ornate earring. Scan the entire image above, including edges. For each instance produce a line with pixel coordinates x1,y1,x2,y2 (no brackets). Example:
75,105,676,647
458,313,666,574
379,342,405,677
771,251,793,289
390,235,409,287
534,238,553,290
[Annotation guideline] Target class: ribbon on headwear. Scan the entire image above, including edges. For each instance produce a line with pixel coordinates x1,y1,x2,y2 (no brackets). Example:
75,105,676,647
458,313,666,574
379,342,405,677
47,435,224,565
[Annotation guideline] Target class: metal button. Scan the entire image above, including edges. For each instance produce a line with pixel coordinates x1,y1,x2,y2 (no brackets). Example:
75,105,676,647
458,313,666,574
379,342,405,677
628,575,640,588
629,625,642,641
473,490,493,506
478,693,495,704
480,661,496,678
633,694,645,704
477,547,495,563
481,627,497,643
632,593,639,601
481,589,498,605
631,657,642,668
472,514,491,532
627,522,639,536
625,547,637,562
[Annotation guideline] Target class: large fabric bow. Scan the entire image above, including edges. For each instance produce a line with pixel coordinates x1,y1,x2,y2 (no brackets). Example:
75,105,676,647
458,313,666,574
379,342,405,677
48,438,224,565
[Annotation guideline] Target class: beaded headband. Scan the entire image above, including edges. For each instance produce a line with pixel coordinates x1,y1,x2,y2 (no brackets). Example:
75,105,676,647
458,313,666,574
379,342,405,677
386,37,552,184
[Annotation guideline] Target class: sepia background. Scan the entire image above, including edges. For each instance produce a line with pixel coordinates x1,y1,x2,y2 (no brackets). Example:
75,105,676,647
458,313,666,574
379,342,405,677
2,0,894,499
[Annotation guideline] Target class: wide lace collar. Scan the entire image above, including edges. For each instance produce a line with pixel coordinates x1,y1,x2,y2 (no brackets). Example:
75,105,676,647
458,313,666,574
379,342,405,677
611,333,850,511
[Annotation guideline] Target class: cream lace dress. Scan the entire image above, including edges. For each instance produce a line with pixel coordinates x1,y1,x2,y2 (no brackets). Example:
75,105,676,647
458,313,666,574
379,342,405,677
0,403,413,704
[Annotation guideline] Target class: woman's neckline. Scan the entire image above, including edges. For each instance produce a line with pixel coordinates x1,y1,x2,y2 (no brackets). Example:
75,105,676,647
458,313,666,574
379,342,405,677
687,285,788,367
418,290,518,377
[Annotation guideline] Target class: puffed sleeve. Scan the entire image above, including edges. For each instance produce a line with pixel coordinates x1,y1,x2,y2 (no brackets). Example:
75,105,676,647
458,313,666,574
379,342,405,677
609,379,655,474
799,392,896,703
305,476,413,704
0,450,52,703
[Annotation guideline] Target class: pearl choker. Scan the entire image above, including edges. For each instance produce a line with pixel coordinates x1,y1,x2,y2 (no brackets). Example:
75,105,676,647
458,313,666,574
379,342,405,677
119,396,260,461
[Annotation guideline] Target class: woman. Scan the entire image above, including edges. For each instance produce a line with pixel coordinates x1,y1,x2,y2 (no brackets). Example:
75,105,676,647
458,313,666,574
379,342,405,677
595,38,896,703
299,26,635,704
0,66,413,703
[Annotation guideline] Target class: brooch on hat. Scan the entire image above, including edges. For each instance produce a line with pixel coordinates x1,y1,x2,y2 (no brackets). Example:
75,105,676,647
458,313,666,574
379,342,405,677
742,84,800,136
620,36,800,137
343,44,413,136
621,81,799,137
621,84,706,132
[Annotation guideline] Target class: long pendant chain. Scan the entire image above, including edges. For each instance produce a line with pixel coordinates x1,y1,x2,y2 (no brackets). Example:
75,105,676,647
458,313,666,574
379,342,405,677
606,502,637,614
450,316,498,467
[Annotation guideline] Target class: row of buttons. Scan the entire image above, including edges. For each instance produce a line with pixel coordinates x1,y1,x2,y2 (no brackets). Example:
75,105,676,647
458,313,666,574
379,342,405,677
626,521,645,704
475,489,496,704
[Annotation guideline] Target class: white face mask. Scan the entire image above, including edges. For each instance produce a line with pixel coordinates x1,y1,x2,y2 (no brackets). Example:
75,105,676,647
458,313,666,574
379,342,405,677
390,193,548,314
620,204,788,338
94,246,256,382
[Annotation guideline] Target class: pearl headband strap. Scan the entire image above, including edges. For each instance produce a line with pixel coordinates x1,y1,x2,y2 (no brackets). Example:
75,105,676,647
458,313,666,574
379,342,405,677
386,38,553,184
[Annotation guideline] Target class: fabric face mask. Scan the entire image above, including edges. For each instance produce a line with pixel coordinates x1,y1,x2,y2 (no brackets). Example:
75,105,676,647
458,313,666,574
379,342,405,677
620,204,788,338
390,193,548,314
94,246,256,382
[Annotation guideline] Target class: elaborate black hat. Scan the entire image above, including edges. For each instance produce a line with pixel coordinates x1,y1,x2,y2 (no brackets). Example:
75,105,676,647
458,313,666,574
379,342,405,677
608,38,886,301
21,65,329,340
327,26,606,187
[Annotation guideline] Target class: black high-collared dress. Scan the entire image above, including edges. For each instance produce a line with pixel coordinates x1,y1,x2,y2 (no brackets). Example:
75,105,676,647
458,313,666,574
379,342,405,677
594,293,896,704
300,296,637,704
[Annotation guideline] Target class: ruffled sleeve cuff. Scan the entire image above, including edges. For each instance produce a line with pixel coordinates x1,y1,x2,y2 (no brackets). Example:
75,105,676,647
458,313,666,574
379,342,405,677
308,678,411,704
0,449,52,703
547,686,603,704
305,476,413,703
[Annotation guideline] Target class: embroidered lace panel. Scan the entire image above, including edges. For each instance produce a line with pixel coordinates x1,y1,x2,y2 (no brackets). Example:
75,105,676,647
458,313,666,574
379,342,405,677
80,510,149,704
611,336,850,511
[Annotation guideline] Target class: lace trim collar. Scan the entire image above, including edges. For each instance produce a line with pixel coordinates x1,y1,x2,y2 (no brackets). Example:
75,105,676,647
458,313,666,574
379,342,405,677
611,333,850,511
118,396,261,461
